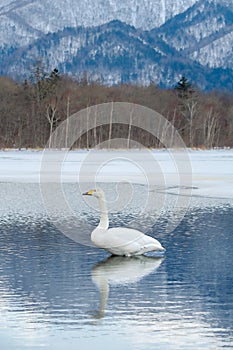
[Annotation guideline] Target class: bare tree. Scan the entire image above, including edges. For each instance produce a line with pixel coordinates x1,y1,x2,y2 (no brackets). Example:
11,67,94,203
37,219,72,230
108,101,113,148
0,73,233,149
46,98,58,148
127,107,134,149
65,94,70,149
203,106,220,148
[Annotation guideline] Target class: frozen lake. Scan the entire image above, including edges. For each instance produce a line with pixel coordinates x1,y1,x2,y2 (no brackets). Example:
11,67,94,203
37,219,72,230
0,149,233,349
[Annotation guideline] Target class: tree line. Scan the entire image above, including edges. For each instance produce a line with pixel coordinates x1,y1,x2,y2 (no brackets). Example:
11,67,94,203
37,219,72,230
0,68,232,149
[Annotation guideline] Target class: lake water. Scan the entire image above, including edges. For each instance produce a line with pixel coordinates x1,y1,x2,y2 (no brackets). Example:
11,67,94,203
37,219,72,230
0,183,233,350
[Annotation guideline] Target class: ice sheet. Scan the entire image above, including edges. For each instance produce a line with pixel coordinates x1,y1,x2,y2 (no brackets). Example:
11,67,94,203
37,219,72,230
0,149,232,199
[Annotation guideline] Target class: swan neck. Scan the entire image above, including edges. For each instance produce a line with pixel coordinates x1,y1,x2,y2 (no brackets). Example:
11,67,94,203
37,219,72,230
97,196,109,229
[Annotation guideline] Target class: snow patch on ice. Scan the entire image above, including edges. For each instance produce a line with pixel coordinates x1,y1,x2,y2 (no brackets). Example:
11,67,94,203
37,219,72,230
0,149,232,200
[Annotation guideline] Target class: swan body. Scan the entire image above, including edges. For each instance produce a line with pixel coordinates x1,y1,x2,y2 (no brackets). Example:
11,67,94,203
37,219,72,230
91,227,164,256
83,188,165,257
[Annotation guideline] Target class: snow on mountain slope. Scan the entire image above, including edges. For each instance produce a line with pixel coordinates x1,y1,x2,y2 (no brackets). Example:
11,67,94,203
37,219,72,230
191,31,233,68
5,0,199,31
153,0,233,70
2,19,232,90
1,0,233,90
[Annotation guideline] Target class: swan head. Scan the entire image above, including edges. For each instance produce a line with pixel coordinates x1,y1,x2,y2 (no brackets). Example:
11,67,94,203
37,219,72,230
82,187,105,199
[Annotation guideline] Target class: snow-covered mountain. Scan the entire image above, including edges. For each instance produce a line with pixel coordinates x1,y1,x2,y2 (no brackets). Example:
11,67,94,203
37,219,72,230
0,0,233,90
0,0,199,55
153,1,233,69
0,0,198,40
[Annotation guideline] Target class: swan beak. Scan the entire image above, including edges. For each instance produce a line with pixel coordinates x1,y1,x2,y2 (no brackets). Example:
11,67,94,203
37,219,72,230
82,189,95,196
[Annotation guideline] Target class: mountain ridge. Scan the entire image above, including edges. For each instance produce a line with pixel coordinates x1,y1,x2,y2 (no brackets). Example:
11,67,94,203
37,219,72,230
1,0,233,90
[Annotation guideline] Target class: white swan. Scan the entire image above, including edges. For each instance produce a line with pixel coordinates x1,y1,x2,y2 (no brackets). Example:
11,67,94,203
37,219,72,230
83,188,165,256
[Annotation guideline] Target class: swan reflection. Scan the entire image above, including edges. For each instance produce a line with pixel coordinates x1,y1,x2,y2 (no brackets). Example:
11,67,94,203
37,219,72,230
92,255,163,318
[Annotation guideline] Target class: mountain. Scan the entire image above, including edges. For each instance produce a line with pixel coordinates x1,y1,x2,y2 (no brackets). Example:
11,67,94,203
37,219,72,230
0,0,198,60
0,0,233,90
0,0,198,47
152,0,233,69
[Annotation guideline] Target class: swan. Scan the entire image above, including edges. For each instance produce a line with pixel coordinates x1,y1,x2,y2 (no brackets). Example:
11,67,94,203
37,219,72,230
82,188,165,257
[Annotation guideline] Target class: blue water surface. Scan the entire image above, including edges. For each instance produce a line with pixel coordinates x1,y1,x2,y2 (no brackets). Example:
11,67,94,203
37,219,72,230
0,184,233,350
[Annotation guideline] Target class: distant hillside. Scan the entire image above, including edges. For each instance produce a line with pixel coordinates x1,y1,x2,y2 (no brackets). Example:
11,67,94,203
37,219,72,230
0,0,233,90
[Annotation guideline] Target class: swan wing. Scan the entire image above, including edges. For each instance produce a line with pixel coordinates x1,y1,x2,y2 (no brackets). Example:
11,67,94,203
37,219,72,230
92,227,164,256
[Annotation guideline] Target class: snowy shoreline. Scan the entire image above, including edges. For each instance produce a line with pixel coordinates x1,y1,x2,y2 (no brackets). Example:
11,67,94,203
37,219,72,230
0,149,232,200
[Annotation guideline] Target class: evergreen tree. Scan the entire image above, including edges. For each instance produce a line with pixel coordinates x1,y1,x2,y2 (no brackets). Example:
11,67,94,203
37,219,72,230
175,76,194,99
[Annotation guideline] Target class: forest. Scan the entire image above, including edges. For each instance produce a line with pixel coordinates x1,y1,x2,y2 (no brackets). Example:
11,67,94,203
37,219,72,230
0,66,232,149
